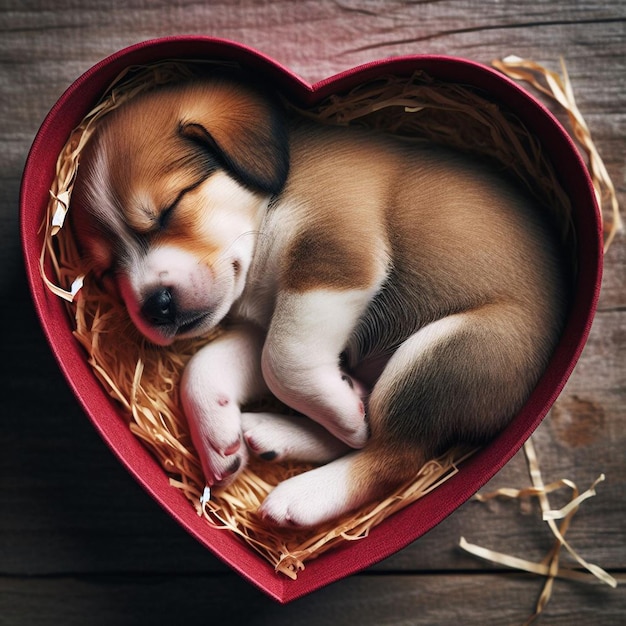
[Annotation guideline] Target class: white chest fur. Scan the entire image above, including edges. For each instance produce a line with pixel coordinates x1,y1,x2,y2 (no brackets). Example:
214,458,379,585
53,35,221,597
231,198,305,328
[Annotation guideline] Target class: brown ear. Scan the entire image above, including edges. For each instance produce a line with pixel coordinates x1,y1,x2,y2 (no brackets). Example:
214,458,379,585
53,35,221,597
179,80,289,195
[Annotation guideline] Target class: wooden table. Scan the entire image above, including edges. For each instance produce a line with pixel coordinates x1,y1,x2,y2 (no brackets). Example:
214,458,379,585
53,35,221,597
2,2,624,624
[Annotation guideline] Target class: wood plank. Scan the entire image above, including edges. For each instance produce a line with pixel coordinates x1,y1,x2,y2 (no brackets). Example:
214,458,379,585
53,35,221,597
1,572,624,626
2,1,625,88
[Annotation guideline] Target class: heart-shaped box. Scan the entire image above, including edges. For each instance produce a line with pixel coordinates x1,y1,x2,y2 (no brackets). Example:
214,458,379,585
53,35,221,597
20,37,602,603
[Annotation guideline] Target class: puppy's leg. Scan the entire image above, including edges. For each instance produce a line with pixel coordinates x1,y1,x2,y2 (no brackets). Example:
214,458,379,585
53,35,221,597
242,412,349,464
258,443,418,528
261,289,376,449
261,307,542,527
181,324,267,488
259,450,374,526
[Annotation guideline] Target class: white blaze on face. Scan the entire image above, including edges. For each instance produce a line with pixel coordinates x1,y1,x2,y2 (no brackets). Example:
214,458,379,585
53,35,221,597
194,172,268,281
117,172,270,344
140,245,214,308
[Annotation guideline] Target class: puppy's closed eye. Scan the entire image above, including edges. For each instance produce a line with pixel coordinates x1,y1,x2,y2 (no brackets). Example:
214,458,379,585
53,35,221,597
158,202,176,230
154,179,208,232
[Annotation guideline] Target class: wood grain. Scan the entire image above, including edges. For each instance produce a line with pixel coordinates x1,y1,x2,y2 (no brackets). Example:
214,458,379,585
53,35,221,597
1,573,625,626
1,0,624,623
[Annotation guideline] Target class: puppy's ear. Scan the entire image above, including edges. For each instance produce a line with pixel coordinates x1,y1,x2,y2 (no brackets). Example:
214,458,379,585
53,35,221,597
179,80,289,195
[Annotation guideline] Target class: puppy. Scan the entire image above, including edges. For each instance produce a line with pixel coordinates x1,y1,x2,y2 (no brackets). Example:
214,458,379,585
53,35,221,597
71,74,568,528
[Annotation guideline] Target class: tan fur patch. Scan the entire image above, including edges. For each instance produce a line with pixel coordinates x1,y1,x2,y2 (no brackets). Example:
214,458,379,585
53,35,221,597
283,227,382,291
278,127,394,292
348,442,424,501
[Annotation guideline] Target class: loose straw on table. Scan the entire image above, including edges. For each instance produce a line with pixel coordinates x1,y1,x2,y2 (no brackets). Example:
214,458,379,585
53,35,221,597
460,437,617,625
493,55,622,253
458,56,622,624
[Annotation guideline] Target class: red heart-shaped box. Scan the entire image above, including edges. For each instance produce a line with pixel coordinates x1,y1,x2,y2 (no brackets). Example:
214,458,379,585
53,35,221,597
20,37,602,603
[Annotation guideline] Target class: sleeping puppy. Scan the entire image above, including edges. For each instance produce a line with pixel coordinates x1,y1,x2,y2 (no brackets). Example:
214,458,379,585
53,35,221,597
71,74,568,528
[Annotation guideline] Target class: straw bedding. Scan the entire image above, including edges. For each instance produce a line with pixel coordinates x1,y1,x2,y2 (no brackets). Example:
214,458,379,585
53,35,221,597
41,58,582,579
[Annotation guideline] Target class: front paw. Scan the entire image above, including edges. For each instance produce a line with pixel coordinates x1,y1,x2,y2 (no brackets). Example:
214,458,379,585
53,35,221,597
262,348,371,450
181,386,250,489
180,324,268,490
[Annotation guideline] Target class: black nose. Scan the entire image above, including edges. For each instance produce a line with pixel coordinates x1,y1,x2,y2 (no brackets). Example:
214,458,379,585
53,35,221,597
141,287,176,325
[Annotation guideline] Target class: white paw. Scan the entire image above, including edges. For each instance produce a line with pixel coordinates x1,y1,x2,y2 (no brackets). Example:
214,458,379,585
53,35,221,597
180,325,268,489
182,391,249,488
242,412,349,464
258,457,355,527
261,338,371,450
